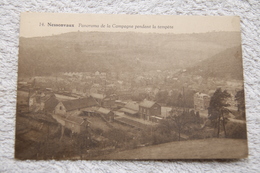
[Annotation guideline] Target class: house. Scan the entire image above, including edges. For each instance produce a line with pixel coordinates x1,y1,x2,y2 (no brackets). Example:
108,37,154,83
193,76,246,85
17,90,29,112
194,92,210,110
224,90,239,111
103,96,116,108
28,92,41,111
95,71,100,76
29,91,56,112
100,72,107,79
90,93,115,108
17,90,29,106
160,106,172,119
52,113,90,134
64,115,89,133
119,102,139,118
101,72,107,76
54,97,98,115
79,107,98,117
139,100,161,121
96,107,114,122
44,97,59,114
115,100,126,109
90,93,106,106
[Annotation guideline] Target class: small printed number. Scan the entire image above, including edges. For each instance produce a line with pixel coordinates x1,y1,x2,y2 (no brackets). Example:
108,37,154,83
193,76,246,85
39,22,45,27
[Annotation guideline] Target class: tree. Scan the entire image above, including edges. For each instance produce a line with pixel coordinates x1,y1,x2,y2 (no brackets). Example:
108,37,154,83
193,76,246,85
177,93,185,109
164,108,194,141
157,107,203,141
155,90,168,104
235,89,246,119
166,90,178,107
131,92,149,101
208,88,231,138
75,128,93,159
171,112,191,141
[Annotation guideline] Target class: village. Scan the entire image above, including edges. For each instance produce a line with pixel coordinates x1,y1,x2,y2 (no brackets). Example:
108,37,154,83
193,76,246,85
15,69,245,159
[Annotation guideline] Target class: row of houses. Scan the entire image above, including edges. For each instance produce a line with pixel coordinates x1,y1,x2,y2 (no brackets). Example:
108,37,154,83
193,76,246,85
28,89,164,132
28,90,114,111
52,97,162,124
26,90,111,133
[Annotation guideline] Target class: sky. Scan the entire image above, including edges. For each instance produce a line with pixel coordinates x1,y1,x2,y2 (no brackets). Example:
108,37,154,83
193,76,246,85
20,12,241,38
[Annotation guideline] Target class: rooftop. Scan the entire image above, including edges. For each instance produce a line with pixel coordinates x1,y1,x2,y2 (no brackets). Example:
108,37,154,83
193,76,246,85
44,97,59,112
96,107,111,115
195,92,210,97
119,108,138,115
124,102,139,111
62,97,98,112
90,93,106,100
66,115,86,125
139,100,156,108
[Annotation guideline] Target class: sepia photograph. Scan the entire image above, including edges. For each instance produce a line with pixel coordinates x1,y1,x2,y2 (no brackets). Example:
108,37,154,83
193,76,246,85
15,13,248,160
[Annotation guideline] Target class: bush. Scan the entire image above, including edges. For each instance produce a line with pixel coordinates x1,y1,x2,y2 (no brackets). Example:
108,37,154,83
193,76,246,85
151,132,178,145
93,128,104,135
189,129,214,139
64,128,72,137
226,122,247,139
104,129,131,143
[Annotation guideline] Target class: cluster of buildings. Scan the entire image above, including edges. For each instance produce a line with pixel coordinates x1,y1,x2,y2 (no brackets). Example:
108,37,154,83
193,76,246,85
24,70,186,100
17,69,243,136
26,87,165,135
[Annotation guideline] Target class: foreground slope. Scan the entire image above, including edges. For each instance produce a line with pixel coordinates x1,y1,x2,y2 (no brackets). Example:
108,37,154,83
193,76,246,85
95,138,248,160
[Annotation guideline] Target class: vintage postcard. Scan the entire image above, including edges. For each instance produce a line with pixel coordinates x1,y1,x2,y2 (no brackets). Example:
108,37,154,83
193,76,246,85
15,13,248,160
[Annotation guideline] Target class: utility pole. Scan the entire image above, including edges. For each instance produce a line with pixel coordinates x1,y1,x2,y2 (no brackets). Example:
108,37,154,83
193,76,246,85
182,86,185,112
104,79,106,96
55,74,58,91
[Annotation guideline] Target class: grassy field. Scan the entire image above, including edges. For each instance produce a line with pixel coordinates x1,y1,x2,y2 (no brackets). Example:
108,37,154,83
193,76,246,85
95,138,248,160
